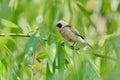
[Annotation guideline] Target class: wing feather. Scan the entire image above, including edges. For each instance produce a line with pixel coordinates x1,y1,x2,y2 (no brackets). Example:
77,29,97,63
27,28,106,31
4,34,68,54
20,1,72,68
65,25,93,48
65,25,85,39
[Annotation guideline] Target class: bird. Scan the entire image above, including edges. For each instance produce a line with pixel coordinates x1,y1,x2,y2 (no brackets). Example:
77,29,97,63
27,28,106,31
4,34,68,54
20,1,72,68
56,20,92,48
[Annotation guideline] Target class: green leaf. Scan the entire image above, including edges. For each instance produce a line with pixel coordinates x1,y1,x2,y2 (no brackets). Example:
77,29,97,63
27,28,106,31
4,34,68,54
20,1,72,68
1,58,7,70
101,0,111,14
0,18,19,28
36,50,47,62
46,43,56,67
77,17,85,37
24,31,40,65
107,19,118,34
25,31,40,56
47,34,55,45
0,37,8,49
76,2,94,26
46,56,56,80
46,62,53,80
85,60,100,80
57,42,64,79
112,35,120,59
52,58,56,74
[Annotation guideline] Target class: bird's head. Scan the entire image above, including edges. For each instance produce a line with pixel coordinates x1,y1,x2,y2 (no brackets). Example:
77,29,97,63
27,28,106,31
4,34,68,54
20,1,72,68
56,20,68,31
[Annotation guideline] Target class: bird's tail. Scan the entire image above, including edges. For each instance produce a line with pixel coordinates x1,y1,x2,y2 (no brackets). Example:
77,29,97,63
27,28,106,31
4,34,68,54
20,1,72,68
85,41,93,48
87,42,93,48
78,37,93,48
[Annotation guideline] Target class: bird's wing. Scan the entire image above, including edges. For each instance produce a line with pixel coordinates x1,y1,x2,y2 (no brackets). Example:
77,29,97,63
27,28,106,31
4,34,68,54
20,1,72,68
66,25,85,39
66,25,93,48
71,29,85,39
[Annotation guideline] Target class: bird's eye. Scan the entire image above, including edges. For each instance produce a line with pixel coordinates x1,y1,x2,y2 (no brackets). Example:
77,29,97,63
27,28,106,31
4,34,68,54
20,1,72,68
56,23,62,28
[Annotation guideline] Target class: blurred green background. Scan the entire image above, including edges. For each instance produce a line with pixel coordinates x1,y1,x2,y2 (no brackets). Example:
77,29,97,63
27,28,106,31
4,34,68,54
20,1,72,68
0,0,120,80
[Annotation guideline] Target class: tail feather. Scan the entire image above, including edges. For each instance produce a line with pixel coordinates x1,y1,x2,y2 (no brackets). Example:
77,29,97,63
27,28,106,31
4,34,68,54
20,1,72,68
78,37,93,48
86,42,93,48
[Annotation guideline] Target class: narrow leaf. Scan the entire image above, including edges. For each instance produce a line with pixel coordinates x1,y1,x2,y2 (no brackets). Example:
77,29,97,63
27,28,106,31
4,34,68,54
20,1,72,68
0,18,19,28
25,31,40,56
46,62,53,80
76,2,95,26
47,34,55,45
57,42,64,80
36,50,47,62
112,35,120,59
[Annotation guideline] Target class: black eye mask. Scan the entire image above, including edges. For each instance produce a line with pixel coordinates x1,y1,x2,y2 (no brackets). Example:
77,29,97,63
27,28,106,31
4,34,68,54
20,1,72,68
56,23,62,28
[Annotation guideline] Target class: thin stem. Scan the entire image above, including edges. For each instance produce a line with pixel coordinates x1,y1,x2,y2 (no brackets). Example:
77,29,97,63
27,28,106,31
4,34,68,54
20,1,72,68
0,33,30,37
93,53,119,61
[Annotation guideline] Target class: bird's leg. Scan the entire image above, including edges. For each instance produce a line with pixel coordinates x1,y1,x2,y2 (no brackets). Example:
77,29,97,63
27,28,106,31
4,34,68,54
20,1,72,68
61,42,65,46
71,41,77,49
72,41,76,46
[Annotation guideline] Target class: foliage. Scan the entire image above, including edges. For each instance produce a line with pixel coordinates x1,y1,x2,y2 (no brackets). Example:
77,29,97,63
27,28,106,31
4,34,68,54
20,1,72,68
0,0,120,80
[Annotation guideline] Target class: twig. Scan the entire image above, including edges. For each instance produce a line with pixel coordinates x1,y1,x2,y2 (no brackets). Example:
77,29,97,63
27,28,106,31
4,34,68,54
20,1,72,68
0,33,49,42
92,53,119,62
0,33,30,37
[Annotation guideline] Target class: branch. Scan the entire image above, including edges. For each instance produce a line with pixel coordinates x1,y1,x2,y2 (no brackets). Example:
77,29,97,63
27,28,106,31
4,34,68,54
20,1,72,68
0,33,30,37
0,33,48,42
0,33,119,62
93,53,119,62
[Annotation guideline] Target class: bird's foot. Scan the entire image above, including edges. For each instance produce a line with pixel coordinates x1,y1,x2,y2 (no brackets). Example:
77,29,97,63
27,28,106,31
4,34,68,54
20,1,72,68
70,45,74,49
